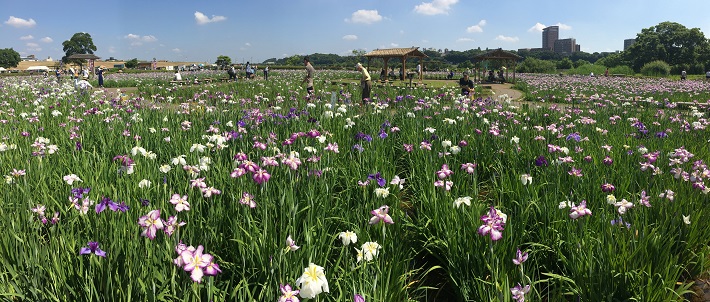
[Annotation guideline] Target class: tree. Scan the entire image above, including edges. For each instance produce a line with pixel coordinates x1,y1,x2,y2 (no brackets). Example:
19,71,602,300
624,22,710,72
125,58,139,69
62,32,97,70
215,55,232,69
556,58,573,69
517,57,557,74
0,48,21,68
285,55,304,66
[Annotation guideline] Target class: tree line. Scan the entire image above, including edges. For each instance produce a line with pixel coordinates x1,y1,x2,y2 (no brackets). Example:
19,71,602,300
2,22,708,77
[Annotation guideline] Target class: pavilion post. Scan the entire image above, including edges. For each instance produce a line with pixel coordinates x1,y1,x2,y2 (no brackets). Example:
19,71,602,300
383,58,390,82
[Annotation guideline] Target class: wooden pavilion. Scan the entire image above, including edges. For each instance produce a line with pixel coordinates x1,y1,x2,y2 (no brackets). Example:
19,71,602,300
473,48,522,83
364,47,428,82
65,53,101,74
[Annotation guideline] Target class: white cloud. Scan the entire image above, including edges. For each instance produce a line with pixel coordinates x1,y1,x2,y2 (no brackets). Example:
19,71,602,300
194,11,227,25
40,37,53,43
457,38,475,43
495,35,519,42
172,48,181,53
528,22,572,33
414,0,459,15
124,34,157,46
390,43,399,47
345,10,383,24
26,42,41,51
245,42,251,47
342,35,358,41
20,35,33,40
5,16,36,28
555,23,572,30
528,22,546,33
466,20,487,33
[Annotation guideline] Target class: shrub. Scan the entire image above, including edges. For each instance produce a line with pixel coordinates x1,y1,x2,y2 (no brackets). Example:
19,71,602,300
566,63,606,76
517,57,556,74
640,60,671,76
609,65,635,76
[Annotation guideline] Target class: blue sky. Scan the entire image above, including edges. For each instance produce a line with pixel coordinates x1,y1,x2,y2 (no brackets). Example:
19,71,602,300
2,0,710,63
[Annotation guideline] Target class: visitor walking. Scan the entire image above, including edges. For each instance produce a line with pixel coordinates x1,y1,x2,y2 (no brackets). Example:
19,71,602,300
303,57,315,96
356,63,372,103
245,62,253,79
228,66,237,81
681,70,687,80
264,66,269,81
97,66,105,88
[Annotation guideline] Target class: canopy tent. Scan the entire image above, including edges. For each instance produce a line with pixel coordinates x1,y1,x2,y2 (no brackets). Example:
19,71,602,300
27,66,50,71
472,48,522,83
364,47,428,82
0,67,6,73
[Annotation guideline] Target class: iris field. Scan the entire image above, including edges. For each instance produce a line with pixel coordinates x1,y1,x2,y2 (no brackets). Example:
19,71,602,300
1,70,709,301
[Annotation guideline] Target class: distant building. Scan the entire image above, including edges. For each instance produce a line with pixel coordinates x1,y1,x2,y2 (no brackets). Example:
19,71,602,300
21,54,37,61
624,39,636,50
519,48,551,53
554,38,577,54
542,26,559,51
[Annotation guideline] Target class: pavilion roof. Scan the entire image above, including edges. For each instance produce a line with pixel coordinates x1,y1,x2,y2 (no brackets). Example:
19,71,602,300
364,47,428,59
473,48,522,61
66,53,101,60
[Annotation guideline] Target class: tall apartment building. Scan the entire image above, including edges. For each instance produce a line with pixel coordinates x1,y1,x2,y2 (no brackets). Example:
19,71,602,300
542,26,559,50
624,39,636,50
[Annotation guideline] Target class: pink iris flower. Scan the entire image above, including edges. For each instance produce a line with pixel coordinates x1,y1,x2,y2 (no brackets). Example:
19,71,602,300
369,205,394,225
138,209,164,240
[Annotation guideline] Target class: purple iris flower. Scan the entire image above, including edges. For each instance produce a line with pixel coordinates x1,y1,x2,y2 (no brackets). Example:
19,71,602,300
95,196,117,214
566,132,581,142
378,128,388,139
79,241,107,257
368,172,386,187
71,187,91,199
534,155,549,167
110,201,130,212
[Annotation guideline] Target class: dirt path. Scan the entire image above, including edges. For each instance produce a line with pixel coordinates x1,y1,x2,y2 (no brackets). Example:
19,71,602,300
486,83,523,100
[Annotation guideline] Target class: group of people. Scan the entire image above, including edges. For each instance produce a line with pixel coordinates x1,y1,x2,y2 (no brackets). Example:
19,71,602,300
303,58,478,104
225,63,269,81
51,66,103,94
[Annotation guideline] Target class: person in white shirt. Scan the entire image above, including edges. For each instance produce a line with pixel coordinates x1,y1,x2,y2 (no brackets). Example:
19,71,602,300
76,79,93,94
174,71,182,81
